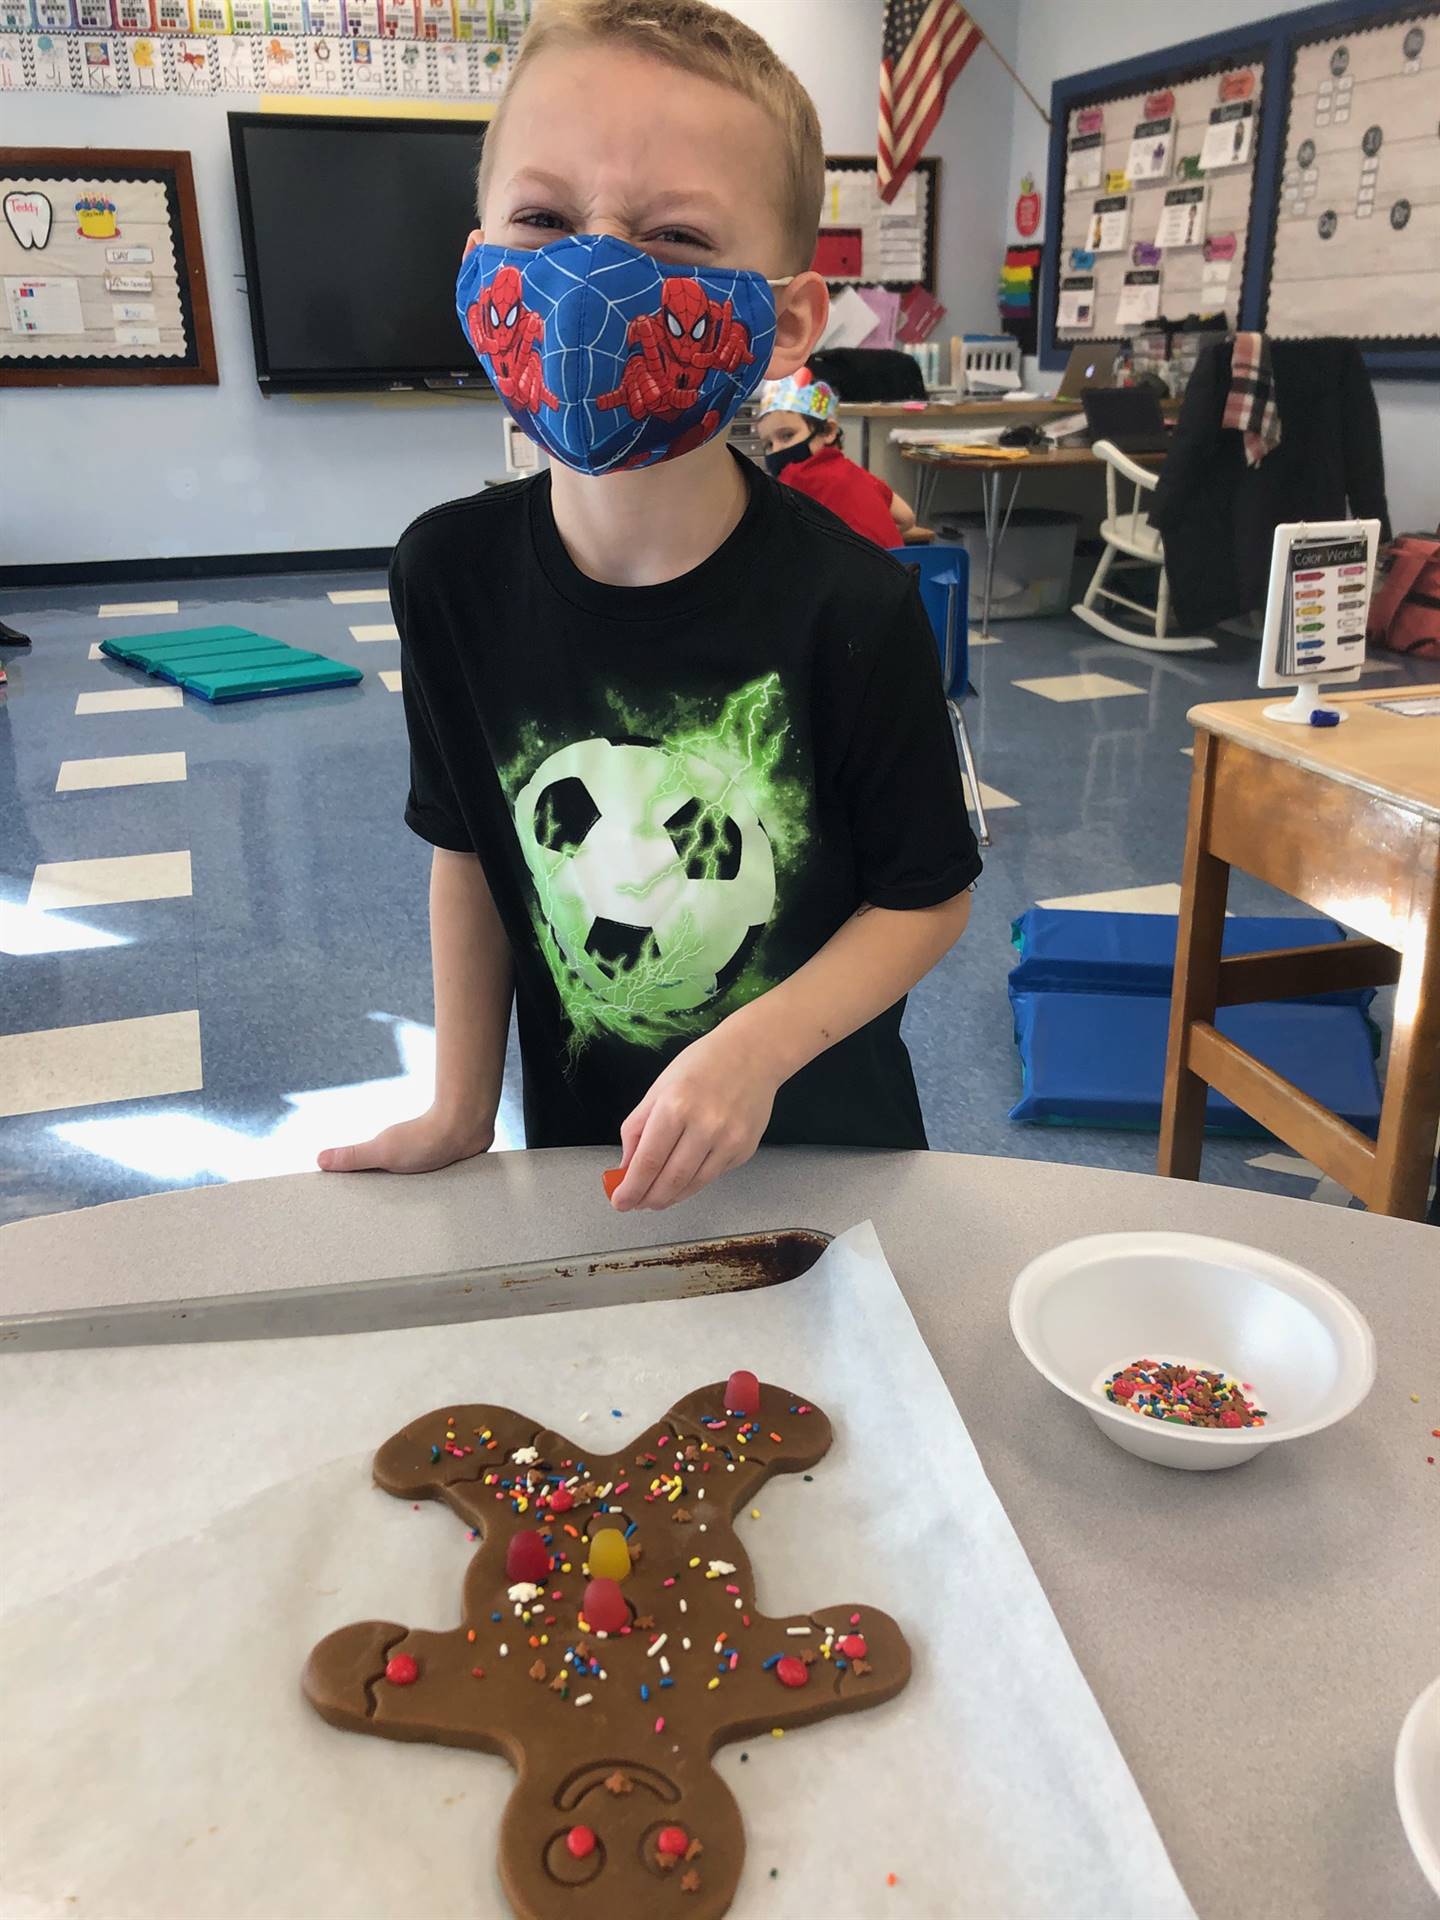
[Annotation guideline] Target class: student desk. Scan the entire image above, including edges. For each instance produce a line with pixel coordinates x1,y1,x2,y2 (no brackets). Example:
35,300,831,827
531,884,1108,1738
3,1148,1436,1916
897,442,1166,638
1161,686,1440,1220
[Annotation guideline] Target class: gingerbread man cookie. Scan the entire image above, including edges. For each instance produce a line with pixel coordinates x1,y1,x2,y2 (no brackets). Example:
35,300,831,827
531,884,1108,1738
303,1374,910,1918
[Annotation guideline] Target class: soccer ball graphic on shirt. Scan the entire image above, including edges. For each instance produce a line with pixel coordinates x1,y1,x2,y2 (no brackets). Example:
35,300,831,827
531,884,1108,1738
513,736,777,1027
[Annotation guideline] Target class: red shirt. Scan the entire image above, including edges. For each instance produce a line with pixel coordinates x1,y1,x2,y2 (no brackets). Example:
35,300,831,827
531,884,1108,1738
778,443,897,549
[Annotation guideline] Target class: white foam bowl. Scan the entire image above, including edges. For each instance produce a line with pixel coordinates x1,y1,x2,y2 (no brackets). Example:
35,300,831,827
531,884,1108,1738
1396,1675,1440,1898
1008,1231,1376,1470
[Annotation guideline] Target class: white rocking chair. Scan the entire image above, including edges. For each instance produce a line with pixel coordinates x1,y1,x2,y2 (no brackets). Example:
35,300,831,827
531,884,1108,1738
1071,440,1214,653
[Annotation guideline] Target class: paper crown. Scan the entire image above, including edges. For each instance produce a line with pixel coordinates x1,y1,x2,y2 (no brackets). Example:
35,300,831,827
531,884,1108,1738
757,369,838,423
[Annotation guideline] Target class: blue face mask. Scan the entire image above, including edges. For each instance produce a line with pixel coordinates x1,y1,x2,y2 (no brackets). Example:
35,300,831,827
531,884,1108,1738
456,233,782,475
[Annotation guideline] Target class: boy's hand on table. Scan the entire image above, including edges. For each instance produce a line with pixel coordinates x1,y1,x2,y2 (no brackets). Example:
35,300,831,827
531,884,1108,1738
610,1024,779,1212
317,1107,493,1175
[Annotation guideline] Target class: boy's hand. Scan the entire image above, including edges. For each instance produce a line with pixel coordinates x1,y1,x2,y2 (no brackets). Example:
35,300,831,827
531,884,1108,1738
610,1024,778,1212
317,1107,493,1176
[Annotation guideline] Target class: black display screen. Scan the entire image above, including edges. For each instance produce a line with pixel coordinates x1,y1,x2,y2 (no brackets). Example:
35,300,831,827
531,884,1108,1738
229,113,485,389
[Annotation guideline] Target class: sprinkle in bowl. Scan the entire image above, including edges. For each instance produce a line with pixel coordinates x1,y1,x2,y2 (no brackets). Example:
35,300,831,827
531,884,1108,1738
1008,1231,1376,1470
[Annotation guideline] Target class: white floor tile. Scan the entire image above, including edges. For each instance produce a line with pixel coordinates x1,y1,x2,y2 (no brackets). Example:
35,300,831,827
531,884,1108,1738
1013,672,1146,703
963,775,1020,811
350,622,399,642
98,600,178,618
328,588,390,605
1247,1152,1323,1178
56,752,187,793
1040,882,1185,914
379,669,403,692
968,633,1004,647
76,688,183,715
88,642,105,661
29,851,192,911
1180,746,1194,756
0,1010,201,1120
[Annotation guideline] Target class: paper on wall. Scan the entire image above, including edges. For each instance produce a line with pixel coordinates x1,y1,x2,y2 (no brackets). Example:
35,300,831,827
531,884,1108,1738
1126,115,1174,182
1201,100,1255,171
1065,131,1103,191
1155,183,1208,249
1057,272,1095,330
818,282,881,351
0,1224,1196,1920
4,272,82,333
1115,268,1162,327
1086,192,1130,252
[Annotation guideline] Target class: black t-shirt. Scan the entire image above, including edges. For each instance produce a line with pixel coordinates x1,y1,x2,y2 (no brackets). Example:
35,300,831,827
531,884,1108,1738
394,456,982,1151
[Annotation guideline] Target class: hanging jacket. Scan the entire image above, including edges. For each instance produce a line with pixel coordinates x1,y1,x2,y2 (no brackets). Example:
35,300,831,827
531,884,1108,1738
1150,337,1391,630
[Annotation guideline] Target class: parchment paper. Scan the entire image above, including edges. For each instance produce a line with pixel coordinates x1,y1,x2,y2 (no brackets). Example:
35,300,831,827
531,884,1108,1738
0,1223,1196,1920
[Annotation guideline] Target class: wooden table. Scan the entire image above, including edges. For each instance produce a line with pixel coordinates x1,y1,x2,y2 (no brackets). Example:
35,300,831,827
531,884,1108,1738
898,442,1165,638
1161,685,1440,1220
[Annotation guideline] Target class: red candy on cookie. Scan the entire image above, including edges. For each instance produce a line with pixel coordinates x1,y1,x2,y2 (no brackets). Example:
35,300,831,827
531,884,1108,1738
505,1529,550,1585
549,1486,574,1514
838,1634,867,1659
384,1652,419,1686
566,1825,597,1860
657,1826,689,1857
774,1656,809,1688
725,1369,761,1419
583,1577,630,1635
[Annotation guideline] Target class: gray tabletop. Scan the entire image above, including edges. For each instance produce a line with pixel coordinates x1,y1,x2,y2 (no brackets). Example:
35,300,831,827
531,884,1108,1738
3,1147,1437,1917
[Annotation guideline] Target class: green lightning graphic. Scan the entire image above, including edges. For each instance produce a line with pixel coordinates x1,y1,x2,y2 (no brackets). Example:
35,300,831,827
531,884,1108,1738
501,675,808,1055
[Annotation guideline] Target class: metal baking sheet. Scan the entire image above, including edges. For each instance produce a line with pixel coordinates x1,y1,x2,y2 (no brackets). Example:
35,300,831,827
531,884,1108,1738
0,1228,831,1354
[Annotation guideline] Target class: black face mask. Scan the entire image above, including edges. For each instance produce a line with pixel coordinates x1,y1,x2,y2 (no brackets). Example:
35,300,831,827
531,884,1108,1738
764,437,814,478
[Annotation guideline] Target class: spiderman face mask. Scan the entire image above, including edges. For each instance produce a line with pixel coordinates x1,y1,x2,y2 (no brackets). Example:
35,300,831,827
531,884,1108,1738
456,233,782,475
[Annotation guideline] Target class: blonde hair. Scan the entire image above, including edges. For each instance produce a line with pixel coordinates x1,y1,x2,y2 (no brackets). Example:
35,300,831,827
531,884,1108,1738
478,0,824,270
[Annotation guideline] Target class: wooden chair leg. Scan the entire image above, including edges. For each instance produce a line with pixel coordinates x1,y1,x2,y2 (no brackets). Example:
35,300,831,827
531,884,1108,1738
1368,826,1440,1220
1159,732,1231,1180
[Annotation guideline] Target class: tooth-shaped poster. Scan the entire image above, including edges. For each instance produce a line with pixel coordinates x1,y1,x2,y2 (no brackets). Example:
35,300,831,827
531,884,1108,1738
4,191,54,251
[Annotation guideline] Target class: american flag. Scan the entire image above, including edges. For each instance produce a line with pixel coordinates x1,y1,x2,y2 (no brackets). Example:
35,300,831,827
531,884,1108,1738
878,0,982,204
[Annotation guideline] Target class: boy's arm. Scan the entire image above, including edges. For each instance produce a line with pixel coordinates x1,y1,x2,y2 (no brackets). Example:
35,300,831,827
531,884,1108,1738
888,490,917,532
611,889,971,1211
317,847,512,1174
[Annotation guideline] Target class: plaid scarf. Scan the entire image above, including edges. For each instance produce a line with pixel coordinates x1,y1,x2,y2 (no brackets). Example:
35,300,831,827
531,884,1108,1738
1223,331,1281,467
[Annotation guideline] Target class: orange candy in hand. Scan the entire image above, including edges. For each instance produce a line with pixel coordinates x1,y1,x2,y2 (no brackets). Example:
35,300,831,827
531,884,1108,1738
602,1167,624,1199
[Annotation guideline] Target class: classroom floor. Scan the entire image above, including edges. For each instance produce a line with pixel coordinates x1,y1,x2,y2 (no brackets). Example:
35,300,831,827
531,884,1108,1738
2,569,1433,1229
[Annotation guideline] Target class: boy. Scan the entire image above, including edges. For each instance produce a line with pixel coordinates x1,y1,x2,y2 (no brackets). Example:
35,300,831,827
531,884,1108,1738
319,0,980,1211
757,370,921,548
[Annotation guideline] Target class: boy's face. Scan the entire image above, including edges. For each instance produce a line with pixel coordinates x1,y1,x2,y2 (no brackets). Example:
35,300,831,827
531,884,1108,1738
756,412,833,456
473,41,826,374
757,409,817,456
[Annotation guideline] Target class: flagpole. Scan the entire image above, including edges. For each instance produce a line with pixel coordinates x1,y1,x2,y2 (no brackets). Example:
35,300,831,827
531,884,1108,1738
970,18,1051,127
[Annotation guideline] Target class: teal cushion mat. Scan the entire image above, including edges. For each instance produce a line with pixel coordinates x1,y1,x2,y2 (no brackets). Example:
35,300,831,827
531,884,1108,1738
99,627,362,703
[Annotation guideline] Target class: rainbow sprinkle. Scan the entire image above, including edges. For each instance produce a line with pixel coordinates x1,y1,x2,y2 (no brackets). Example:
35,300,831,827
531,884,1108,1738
1103,1359,1267,1428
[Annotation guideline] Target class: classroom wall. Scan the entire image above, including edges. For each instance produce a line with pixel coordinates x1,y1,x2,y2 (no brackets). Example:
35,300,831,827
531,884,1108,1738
1006,0,1438,532
2,0,1021,569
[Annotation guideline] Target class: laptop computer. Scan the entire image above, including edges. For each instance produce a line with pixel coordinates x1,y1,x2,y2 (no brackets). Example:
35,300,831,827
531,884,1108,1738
1081,385,1172,454
1055,343,1119,401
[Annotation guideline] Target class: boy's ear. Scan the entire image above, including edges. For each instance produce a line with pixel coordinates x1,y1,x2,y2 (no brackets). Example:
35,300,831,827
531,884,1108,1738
765,271,829,380
463,227,485,258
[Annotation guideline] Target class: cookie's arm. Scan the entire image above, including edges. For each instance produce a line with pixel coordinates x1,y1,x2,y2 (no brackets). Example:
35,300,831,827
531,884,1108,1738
697,1605,911,1741
372,1404,551,1526
660,1383,833,1518
302,1621,523,1761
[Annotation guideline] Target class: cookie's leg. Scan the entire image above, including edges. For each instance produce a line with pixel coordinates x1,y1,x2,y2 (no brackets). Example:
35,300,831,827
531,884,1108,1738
499,1756,743,1920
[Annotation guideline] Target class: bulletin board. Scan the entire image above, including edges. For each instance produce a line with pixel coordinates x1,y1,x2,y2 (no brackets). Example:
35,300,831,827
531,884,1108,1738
0,146,217,384
814,155,938,292
1266,9,1439,342
1053,57,1264,344
1041,0,1440,378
